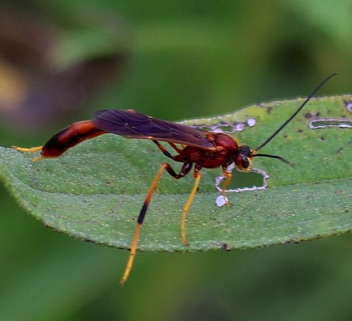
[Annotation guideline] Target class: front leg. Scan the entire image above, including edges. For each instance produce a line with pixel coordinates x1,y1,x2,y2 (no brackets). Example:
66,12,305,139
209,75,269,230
218,163,234,206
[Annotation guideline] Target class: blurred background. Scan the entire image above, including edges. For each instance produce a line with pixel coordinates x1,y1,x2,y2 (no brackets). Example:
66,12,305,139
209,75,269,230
0,1,352,320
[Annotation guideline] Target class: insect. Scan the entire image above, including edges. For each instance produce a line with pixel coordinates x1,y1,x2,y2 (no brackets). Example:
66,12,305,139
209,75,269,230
13,73,336,285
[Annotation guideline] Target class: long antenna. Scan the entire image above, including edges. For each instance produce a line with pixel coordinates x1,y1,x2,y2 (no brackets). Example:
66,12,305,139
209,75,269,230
255,72,337,151
253,153,290,164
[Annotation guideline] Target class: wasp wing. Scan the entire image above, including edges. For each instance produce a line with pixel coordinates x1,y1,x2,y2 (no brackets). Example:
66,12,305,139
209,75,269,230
93,109,215,149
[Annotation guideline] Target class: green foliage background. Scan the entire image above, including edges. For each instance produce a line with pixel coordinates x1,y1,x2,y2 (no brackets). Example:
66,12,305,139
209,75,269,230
0,1,352,320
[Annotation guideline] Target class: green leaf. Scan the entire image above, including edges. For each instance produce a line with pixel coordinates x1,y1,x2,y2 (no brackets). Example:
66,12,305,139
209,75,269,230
1,96,351,252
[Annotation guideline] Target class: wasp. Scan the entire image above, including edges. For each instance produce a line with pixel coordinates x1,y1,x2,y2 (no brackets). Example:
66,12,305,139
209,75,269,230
13,73,336,285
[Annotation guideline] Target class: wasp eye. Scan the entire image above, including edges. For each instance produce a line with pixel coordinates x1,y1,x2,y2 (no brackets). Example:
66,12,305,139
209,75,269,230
234,155,251,171
241,157,250,169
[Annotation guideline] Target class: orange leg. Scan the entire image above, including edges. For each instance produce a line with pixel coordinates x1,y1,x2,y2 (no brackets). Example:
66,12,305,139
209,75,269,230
180,171,202,246
221,171,233,206
12,145,45,162
120,163,169,285
120,161,193,285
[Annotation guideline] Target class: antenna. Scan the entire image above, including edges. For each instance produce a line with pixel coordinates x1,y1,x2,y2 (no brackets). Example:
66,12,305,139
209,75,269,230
253,153,290,164
255,72,337,152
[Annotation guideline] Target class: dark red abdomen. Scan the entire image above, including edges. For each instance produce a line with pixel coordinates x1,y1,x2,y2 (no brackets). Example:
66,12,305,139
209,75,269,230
41,120,106,158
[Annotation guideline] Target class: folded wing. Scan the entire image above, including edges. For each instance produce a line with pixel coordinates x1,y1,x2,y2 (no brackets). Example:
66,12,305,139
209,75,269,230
93,109,215,149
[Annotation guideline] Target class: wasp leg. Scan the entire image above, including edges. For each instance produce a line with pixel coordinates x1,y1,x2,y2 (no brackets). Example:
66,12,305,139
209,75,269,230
120,161,192,286
12,145,42,153
220,171,233,206
152,140,177,160
153,140,189,160
168,142,183,154
180,170,202,246
12,146,44,162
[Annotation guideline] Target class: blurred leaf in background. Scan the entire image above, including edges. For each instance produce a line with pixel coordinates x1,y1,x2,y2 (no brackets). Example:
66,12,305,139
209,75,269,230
0,2,130,131
0,1,352,321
